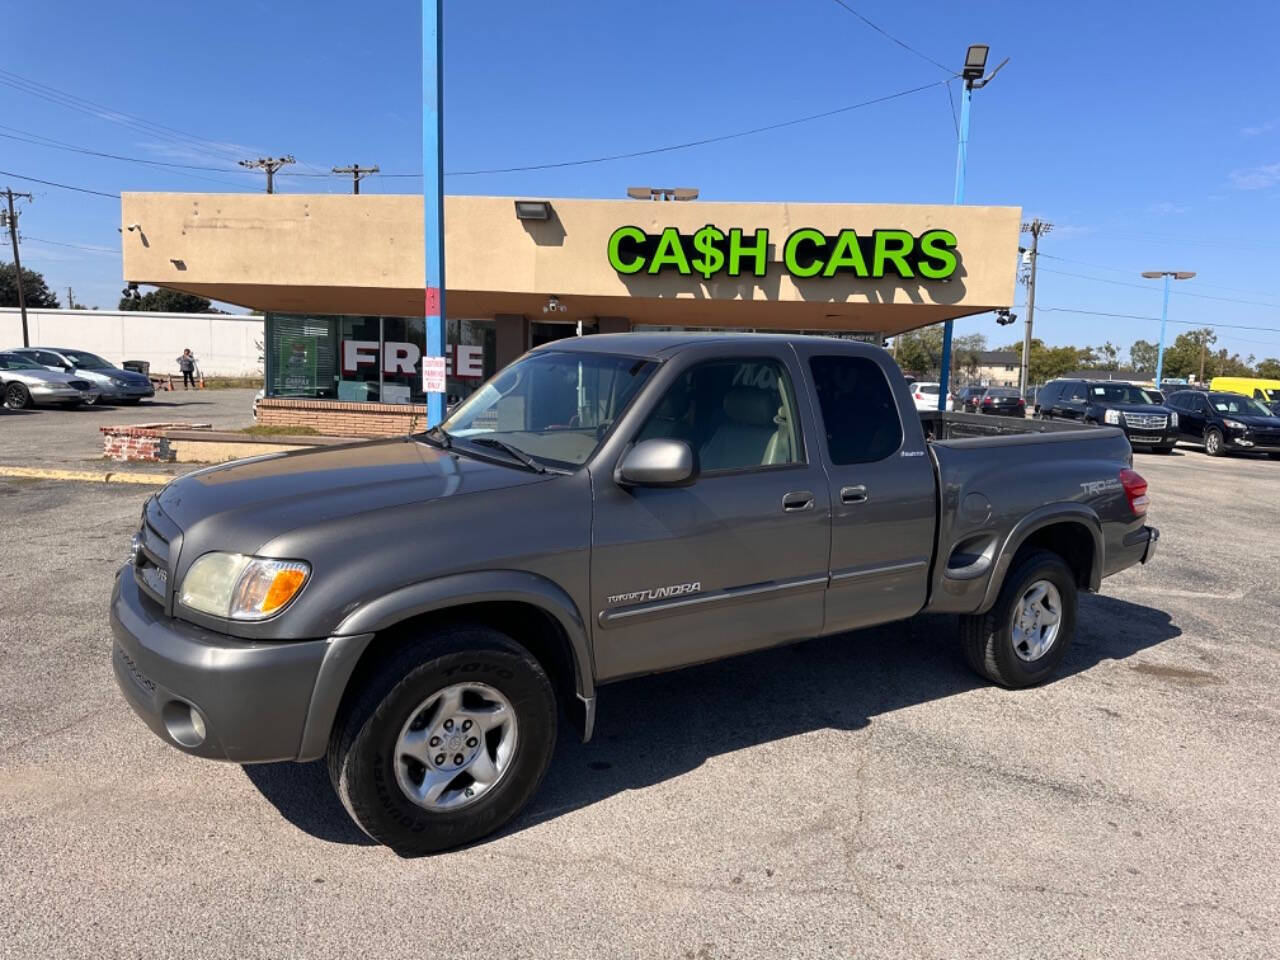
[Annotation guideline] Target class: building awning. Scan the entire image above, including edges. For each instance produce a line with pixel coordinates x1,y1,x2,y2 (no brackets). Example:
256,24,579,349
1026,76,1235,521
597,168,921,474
121,193,1021,337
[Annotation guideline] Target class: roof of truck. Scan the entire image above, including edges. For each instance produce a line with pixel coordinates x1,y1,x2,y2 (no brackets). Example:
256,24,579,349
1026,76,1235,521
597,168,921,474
531,331,882,359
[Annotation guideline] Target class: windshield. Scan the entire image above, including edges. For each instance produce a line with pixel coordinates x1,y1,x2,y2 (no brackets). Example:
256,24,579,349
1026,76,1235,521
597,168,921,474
1209,393,1273,416
62,351,112,369
1262,387,1280,402
986,388,1020,398
0,354,41,370
1091,384,1157,405
439,350,657,468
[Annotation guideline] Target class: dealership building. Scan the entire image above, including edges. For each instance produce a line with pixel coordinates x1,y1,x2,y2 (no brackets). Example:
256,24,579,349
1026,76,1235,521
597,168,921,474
120,192,1021,435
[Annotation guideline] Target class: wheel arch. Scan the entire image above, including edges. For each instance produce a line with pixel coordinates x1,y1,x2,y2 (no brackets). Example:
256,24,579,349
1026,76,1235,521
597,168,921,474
977,506,1103,614
296,570,594,760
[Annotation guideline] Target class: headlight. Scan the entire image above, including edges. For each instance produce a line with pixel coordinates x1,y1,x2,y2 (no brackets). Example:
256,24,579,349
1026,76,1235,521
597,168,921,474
1104,409,1122,425
108,377,128,386
1223,419,1246,431
179,552,310,620
1169,411,1178,427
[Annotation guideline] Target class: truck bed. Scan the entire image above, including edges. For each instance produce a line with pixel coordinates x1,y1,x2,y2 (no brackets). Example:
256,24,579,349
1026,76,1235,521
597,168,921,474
919,410,1097,442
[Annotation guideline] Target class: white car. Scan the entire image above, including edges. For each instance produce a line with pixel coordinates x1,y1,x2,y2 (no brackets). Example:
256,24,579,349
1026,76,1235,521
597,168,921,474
909,381,953,411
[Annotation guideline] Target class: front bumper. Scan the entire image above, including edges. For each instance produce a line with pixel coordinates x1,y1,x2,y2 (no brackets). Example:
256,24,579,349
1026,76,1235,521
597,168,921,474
1224,431,1280,453
110,566,333,762
30,385,100,404
1122,426,1178,448
102,382,155,400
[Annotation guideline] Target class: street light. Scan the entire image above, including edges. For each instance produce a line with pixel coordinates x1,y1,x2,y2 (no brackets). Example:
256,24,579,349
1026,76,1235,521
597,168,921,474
937,44,1010,409
1141,270,1196,386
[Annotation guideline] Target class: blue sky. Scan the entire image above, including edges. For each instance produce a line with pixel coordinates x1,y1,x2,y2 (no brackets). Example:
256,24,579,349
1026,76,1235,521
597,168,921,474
6,0,1280,363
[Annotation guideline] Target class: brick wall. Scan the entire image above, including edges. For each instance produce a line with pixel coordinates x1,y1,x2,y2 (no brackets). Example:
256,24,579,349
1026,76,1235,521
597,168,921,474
258,397,428,437
100,424,182,462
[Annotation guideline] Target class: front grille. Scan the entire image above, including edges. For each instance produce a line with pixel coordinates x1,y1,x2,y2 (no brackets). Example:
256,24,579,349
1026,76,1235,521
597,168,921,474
133,504,172,606
1125,413,1168,430
69,380,91,391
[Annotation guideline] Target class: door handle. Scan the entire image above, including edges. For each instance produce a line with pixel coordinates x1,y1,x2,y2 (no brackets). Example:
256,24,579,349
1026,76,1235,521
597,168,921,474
840,484,868,505
782,490,814,512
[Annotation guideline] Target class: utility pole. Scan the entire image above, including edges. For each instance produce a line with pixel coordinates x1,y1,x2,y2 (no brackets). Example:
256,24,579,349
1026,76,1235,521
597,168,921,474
67,287,76,309
238,156,295,194
422,0,447,427
332,164,380,194
938,45,1010,409
1020,219,1052,394
1199,336,1207,384
2,187,34,347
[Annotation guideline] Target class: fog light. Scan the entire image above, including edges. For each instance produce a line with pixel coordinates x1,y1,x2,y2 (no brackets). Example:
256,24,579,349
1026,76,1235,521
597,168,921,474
162,700,207,748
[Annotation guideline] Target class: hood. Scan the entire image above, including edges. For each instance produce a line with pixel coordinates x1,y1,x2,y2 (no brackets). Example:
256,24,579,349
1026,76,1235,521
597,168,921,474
154,437,551,556
2,367,87,386
78,366,149,384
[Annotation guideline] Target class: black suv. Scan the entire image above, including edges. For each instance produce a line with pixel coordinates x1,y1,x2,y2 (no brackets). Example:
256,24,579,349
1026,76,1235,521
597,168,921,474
1035,379,1178,452
1166,390,1280,457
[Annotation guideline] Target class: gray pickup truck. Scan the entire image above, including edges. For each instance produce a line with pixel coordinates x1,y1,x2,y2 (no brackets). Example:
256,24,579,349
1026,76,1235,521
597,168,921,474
111,333,1158,854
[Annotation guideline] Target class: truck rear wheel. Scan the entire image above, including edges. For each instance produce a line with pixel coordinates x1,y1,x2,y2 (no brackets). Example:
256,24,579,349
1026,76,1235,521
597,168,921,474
960,549,1077,688
326,624,557,855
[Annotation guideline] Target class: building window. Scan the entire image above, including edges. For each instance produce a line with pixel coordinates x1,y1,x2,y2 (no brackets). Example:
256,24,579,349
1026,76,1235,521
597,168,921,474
265,312,496,406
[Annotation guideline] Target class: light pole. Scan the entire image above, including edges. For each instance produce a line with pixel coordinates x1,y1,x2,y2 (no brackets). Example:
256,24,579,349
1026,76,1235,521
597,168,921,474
1141,270,1195,386
938,44,1009,409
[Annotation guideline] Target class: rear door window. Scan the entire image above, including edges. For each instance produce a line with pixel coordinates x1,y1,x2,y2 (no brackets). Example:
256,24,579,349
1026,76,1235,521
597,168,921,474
808,356,903,465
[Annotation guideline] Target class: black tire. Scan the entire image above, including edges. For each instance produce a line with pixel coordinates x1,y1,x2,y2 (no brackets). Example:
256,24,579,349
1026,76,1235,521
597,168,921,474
327,624,557,856
4,382,31,409
1204,427,1226,457
960,548,1078,689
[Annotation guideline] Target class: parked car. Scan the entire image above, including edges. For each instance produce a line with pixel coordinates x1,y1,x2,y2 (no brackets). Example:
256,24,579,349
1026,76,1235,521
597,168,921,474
956,386,986,412
908,380,952,411
0,351,101,408
112,333,1158,855
1035,379,1179,453
8,347,154,404
975,386,1026,417
1165,390,1280,457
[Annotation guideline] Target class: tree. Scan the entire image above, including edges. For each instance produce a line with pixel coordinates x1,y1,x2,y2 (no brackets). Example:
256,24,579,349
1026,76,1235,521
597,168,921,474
1094,342,1120,371
1160,328,1217,381
951,332,988,382
894,326,945,378
1000,338,1091,384
1258,358,1280,379
0,261,60,308
119,287,213,313
1129,339,1157,373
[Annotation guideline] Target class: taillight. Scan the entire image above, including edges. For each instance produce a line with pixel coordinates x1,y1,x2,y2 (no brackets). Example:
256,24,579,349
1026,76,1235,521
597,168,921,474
1120,468,1148,516
982,397,992,406
915,392,923,399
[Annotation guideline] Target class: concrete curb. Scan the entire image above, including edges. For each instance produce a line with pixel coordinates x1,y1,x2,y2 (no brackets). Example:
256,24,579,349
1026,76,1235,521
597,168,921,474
0,466,172,486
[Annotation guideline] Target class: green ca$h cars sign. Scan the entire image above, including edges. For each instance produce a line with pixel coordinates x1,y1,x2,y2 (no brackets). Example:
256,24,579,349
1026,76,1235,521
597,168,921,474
607,224,958,281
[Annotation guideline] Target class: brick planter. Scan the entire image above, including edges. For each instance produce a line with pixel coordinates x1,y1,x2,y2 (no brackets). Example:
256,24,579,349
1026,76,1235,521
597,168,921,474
257,397,427,438
101,422,211,462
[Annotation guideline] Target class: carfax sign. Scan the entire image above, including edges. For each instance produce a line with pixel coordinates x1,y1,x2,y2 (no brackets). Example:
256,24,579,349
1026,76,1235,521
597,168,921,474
607,225,958,281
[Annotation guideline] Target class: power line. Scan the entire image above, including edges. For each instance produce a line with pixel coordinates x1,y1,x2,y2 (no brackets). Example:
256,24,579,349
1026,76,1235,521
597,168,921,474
1038,306,1280,334
0,67,251,166
444,79,949,176
826,0,956,74
1038,266,1280,309
0,169,119,199
21,235,117,255
1039,252,1280,300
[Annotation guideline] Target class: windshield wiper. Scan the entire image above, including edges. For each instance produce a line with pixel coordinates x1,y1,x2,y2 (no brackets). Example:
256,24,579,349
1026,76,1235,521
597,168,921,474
423,425,452,449
469,436,547,473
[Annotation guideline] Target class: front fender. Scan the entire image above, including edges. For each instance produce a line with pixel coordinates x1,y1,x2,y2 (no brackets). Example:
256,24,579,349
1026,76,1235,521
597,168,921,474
976,503,1104,613
296,570,594,761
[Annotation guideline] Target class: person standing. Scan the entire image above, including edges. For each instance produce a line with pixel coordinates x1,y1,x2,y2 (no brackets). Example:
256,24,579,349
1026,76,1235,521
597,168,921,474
177,349,198,390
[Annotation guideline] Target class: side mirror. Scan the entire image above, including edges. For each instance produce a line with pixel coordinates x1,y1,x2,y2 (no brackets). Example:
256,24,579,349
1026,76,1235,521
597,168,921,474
616,438,696,487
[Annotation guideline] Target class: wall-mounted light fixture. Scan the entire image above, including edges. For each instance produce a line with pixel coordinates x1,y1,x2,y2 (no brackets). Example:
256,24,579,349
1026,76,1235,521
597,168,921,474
514,200,553,221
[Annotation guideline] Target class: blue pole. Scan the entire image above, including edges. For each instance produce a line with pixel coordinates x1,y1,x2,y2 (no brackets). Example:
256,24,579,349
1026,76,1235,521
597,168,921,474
938,82,971,410
423,0,446,427
1154,272,1170,387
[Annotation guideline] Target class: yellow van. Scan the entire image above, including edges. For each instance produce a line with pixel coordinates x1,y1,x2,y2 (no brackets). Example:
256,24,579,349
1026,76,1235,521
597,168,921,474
1209,377,1280,404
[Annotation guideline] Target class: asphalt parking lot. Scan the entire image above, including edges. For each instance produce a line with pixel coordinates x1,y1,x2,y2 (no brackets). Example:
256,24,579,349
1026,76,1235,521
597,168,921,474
0,388,257,470
1,447,1277,959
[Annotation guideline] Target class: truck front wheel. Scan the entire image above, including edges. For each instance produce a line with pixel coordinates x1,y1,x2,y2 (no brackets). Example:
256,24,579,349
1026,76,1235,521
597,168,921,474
326,624,557,855
960,549,1077,688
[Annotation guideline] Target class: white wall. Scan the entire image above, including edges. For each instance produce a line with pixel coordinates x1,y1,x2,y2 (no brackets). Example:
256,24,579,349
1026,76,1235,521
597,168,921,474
0,308,264,377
